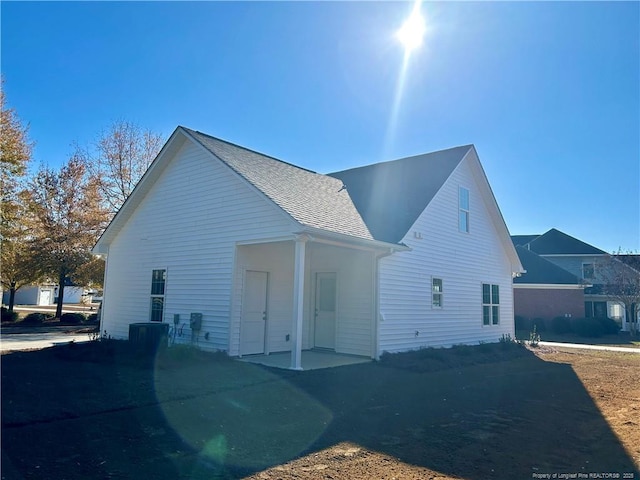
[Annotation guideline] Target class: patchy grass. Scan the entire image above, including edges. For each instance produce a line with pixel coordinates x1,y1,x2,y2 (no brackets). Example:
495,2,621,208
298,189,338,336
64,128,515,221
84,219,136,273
1,341,639,480
378,341,530,372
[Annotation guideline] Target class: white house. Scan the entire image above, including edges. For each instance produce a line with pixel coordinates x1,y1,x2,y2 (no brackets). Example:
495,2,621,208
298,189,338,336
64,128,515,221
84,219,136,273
93,127,523,369
2,285,56,306
2,284,85,306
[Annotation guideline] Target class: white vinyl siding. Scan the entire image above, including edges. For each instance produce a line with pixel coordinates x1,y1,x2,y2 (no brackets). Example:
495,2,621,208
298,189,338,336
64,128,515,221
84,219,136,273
378,153,515,352
101,138,376,357
100,140,297,348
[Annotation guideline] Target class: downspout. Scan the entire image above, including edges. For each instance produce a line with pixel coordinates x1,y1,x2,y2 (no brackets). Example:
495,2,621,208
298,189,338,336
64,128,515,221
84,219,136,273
373,247,399,360
96,251,109,338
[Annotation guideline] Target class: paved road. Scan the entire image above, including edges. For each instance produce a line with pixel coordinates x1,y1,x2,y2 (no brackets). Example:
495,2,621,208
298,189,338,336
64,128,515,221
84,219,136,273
539,341,640,354
1,328,93,353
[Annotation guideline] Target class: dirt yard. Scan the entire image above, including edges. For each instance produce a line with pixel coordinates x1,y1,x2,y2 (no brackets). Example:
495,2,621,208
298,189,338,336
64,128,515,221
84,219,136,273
1,342,638,480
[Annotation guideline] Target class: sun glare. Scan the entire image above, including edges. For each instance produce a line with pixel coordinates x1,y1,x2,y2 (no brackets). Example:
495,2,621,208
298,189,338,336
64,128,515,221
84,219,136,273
384,1,428,159
396,4,426,52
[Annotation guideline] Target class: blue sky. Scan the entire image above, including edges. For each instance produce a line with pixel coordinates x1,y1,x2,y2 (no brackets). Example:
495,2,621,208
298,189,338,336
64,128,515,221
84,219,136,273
2,1,639,253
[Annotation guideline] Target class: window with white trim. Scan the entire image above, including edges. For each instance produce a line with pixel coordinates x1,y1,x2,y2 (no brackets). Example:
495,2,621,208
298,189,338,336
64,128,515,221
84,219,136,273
150,269,166,322
482,283,499,325
432,278,443,308
582,262,595,280
459,187,470,233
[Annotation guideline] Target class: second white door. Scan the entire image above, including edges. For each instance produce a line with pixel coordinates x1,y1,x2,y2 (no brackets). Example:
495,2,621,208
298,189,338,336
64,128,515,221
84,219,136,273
314,272,336,350
241,271,268,355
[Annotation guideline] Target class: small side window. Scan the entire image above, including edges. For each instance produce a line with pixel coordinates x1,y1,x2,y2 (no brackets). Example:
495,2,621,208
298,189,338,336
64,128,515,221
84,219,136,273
482,283,500,325
150,269,166,322
459,187,470,233
432,278,443,308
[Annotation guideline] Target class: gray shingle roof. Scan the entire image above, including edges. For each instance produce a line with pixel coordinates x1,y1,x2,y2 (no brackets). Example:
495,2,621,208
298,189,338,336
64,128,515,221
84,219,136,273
329,145,473,243
183,128,375,241
514,246,582,285
512,234,540,247
527,228,607,255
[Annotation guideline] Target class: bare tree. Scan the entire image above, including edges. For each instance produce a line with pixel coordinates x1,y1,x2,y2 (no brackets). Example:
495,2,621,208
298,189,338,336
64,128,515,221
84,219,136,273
1,78,34,306
599,250,640,336
25,156,109,318
76,120,163,215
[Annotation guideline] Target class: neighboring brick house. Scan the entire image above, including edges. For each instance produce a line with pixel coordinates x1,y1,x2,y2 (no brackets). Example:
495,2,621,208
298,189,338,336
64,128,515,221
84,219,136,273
513,228,637,331
513,245,584,321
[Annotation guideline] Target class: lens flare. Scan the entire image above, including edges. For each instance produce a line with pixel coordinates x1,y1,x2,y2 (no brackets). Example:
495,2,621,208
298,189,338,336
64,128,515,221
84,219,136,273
396,4,426,52
385,1,427,158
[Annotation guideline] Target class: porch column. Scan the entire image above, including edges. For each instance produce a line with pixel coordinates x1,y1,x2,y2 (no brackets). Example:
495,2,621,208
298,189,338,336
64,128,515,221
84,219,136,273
291,235,308,370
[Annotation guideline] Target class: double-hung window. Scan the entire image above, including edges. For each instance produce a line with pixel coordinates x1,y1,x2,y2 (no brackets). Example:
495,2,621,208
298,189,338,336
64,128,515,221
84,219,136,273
582,262,595,281
482,283,500,325
432,278,443,308
150,269,166,322
459,187,470,233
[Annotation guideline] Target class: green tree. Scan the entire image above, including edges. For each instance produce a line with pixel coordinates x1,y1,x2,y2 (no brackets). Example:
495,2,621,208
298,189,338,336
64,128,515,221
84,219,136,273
25,156,109,318
0,191,43,312
0,78,35,310
0,79,32,178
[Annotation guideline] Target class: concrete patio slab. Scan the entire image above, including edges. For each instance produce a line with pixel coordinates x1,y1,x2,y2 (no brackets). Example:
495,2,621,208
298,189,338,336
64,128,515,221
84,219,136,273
238,350,371,370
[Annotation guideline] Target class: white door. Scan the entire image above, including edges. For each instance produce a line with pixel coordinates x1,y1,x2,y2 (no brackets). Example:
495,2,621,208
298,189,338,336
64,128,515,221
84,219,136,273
38,289,52,306
314,272,336,350
241,271,268,355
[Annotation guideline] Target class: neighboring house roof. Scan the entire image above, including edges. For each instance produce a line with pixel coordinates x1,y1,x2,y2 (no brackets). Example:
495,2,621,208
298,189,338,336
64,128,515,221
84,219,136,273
617,254,640,272
183,128,374,242
511,234,540,247
514,246,582,285
329,145,473,243
513,228,607,255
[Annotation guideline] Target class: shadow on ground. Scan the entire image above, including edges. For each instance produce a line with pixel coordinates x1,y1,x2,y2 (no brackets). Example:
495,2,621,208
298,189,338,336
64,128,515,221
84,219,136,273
1,342,638,479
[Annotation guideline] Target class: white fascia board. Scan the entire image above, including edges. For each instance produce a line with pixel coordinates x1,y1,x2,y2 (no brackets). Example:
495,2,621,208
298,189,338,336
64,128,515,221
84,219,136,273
235,236,298,247
297,227,410,253
540,254,607,258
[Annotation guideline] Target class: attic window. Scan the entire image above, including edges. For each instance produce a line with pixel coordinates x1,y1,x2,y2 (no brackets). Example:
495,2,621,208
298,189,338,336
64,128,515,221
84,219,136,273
459,187,470,233
582,262,595,280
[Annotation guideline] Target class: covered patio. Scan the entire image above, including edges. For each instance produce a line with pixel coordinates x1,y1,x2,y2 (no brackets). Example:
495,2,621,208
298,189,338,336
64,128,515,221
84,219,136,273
230,231,405,370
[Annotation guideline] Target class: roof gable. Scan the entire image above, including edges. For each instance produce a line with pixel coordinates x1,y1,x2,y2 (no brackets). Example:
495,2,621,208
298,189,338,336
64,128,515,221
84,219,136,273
328,145,472,243
514,246,582,285
182,128,374,241
95,126,522,274
529,228,607,255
